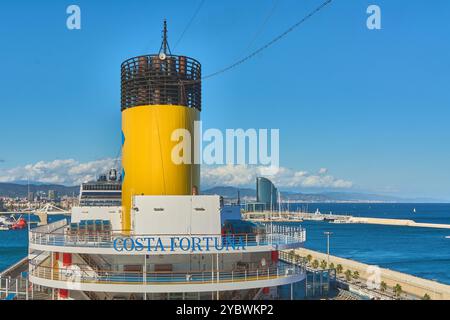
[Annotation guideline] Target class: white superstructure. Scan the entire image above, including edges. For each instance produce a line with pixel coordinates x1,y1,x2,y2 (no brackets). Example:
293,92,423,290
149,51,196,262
28,194,306,300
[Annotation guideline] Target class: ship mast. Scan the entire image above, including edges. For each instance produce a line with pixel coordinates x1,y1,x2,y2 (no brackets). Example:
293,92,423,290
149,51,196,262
159,19,172,55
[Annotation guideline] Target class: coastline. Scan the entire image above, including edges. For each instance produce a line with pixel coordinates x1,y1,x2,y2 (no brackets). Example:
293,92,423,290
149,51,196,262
294,247,450,300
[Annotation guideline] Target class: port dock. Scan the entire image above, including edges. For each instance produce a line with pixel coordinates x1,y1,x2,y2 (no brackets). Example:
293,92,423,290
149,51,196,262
245,211,450,229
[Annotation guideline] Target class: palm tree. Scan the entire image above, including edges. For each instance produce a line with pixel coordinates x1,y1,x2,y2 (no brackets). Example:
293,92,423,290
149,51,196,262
306,254,313,264
380,281,387,292
422,293,431,300
336,264,343,274
312,259,319,269
393,284,403,298
288,250,297,262
353,271,360,280
345,270,352,281
320,260,328,269
329,263,335,270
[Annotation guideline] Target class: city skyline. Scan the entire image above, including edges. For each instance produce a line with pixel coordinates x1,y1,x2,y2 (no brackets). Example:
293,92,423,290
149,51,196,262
0,0,449,199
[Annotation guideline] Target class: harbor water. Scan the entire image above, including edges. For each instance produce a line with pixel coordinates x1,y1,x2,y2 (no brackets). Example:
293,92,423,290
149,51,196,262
287,203,450,285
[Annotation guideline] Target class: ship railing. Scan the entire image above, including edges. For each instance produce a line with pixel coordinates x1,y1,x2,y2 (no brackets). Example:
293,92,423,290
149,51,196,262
31,219,67,234
29,262,304,285
29,229,306,249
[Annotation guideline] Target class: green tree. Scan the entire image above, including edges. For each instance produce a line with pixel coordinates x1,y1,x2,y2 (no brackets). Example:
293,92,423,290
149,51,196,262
353,271,360,280
320,260,328,269
380,281,387,292
345,270,352,281
306,254,313,264
422,293,431,300
329,263,335,270
312,259,319,269
336,264,343,274
393,284,403,298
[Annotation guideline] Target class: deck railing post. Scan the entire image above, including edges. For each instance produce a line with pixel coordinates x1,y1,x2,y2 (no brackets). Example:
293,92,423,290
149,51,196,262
25,277,29,300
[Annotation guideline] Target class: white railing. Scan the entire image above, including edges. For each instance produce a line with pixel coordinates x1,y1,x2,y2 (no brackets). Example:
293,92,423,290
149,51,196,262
30,219,67,234
29,230,306,250
29,262,304,286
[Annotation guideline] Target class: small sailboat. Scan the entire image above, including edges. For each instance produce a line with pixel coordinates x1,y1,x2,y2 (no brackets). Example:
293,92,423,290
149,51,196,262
413,208,416,213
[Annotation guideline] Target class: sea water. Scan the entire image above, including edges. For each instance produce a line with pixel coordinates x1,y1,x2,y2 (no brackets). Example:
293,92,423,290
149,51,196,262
287,203,450,284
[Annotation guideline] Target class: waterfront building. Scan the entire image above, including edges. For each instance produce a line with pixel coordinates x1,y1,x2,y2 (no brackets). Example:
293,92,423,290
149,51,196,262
48,190,58,202
245,177,279,212
257,177,278,211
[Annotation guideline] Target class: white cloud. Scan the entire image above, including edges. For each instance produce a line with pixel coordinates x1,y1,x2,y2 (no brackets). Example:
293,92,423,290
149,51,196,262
0,158,119,186
0,159,353,190
202,165,353,190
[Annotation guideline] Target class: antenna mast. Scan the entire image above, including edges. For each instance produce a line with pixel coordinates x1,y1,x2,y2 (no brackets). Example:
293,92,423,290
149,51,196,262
159,19,172,55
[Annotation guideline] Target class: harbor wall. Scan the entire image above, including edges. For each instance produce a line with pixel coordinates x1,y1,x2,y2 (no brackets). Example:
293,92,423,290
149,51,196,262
294,248,450,300
348,217,450,229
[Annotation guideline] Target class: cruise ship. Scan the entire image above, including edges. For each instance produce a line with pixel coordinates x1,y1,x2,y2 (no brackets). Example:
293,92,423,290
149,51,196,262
26,22,307,300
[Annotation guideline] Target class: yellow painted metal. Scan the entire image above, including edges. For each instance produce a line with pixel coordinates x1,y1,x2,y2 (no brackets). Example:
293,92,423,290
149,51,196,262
121,105,200,231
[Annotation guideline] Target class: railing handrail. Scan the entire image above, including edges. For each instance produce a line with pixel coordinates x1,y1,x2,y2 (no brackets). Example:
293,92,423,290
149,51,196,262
30,228,305,237
29,262,303,285
29,259,297,275
29,230,306,249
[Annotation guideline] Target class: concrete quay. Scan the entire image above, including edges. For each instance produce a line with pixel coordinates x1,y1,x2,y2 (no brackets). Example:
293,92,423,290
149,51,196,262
348,217,450,229
245,211,450,230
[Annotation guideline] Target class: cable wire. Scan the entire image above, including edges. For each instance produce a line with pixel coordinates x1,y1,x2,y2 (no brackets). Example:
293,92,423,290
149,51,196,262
202,0,333,80
240,0,280,58
173,0,206,51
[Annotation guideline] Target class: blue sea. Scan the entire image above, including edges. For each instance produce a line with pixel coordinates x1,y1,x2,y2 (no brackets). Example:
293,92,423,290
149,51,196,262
0,215,63,272
1,204,449,285
287,203,450,285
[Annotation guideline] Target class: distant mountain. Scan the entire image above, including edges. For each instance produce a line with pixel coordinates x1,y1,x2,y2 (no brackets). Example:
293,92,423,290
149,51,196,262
0,182,446,203
202,186,255,199
10,180,50,186
285,192,404,202
0,182,79,198
201,186,447,203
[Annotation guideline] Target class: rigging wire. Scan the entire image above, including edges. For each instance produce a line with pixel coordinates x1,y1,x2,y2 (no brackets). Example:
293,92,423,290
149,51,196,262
141,0,333,85
240,0,280,58
173,0,206,51
202,0,333,80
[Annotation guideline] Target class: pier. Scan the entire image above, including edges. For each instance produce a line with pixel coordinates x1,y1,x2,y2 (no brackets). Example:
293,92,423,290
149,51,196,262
0,203,70,226
244,211,450,230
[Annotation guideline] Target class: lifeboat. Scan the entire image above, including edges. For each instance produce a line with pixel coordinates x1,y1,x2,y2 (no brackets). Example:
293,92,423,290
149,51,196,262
11,217,27,230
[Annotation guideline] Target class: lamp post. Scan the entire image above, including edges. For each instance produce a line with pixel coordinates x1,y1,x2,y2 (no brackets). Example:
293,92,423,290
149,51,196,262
324,232,333,264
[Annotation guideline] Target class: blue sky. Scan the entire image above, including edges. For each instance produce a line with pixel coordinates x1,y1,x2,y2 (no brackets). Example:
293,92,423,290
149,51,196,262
0,0,449,199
